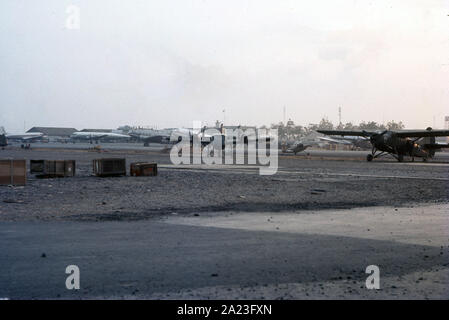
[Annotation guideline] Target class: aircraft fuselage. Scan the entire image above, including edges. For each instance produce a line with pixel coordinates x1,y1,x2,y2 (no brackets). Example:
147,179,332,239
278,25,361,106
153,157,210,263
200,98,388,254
371,131,433,160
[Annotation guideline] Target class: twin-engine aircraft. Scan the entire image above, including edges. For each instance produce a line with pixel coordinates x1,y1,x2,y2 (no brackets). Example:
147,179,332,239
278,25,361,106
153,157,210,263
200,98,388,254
128,128,202,146
0,127,45,147
70,131,131,143
317,128,449,162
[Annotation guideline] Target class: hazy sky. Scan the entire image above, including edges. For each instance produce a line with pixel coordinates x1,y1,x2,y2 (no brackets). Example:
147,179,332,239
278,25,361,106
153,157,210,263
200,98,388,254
1,0,448,133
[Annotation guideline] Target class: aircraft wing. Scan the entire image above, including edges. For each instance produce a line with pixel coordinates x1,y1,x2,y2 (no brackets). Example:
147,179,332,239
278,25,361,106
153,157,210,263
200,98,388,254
317,130,375,137
6,134,44,141
20,136,41,141
318,136,353,145
395,130,449,138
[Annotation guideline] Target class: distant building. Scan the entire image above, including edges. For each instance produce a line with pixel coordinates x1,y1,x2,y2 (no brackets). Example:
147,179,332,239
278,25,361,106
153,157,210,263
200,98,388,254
80,128,126,134
80,129,113,133
27,127,78,142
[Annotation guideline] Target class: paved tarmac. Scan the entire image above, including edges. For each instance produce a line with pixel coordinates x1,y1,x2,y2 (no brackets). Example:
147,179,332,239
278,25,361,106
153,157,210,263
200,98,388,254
0,204,448,299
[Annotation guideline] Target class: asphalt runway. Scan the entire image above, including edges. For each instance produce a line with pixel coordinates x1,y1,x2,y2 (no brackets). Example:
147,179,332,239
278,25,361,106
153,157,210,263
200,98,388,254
0,144,448,299
1,205,448,299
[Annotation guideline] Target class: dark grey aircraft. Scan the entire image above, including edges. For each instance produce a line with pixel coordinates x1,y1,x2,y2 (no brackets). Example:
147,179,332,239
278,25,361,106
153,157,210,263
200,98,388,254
281,142,313,155
0,134,7,148
317,128,449,162
289,143,310,155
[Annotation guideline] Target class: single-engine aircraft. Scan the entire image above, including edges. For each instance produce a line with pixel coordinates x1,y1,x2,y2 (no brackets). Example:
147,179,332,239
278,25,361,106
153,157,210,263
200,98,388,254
281,140,323,155
317,127,449,162
285,142,311,155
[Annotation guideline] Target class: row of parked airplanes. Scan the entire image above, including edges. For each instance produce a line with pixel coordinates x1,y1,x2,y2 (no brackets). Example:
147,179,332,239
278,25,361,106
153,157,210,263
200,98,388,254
1,126,449,162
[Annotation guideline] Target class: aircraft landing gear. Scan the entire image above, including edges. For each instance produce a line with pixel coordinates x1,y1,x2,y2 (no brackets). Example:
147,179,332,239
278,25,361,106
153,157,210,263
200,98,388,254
366,147,386,162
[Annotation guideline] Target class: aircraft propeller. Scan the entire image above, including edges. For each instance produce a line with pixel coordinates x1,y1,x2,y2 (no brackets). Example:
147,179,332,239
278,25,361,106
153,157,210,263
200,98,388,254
366,130,388,145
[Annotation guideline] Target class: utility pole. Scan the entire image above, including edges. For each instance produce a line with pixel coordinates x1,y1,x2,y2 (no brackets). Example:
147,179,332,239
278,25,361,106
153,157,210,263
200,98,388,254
283,106,286,124
338,107,342,127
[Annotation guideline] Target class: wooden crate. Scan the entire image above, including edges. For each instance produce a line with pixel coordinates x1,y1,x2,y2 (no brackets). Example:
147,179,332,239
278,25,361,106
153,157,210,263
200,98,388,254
30,160,76,178
93,158,126,177
0,159,26,185
130,162,157,176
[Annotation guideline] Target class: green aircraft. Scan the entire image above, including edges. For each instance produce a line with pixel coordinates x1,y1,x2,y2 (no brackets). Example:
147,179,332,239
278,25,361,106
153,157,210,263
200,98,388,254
317,127,449,162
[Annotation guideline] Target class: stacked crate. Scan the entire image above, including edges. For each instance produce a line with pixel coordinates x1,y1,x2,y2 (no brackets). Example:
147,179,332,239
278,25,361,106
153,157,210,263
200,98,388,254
30,160,76,178
130,162,157,176
0,159,26,185
93,158,126,177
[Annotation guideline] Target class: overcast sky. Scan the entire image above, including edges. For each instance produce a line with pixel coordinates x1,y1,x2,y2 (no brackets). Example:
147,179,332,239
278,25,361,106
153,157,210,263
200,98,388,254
1,0,448,133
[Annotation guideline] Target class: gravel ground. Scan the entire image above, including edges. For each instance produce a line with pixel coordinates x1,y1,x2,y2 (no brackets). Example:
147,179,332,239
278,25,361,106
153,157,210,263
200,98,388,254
0,147,448,222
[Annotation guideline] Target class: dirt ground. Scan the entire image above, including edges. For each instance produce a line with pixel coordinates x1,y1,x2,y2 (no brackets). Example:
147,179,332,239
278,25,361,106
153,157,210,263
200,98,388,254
0,145,448,299
0,147,448,222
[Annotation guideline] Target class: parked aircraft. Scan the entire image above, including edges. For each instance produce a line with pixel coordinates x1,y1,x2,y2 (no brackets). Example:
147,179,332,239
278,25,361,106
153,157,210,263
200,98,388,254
317,127,449,162
70,131,131,144
128,128,193,146
129,127,234,148
0,127,45,146
204,127,277,150
0,127,7,147
280,137,327,154
281,142,309,154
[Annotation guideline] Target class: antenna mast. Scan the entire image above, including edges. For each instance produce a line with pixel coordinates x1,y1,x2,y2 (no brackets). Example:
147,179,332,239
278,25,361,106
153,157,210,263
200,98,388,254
338,107,342,126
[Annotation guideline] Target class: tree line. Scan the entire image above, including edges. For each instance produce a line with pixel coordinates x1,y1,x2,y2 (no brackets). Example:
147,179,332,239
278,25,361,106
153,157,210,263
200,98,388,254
264,118,405,141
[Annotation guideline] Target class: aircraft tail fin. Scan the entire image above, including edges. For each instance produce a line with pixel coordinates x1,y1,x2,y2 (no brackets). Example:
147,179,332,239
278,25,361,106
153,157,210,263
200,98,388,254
0,128,7,147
